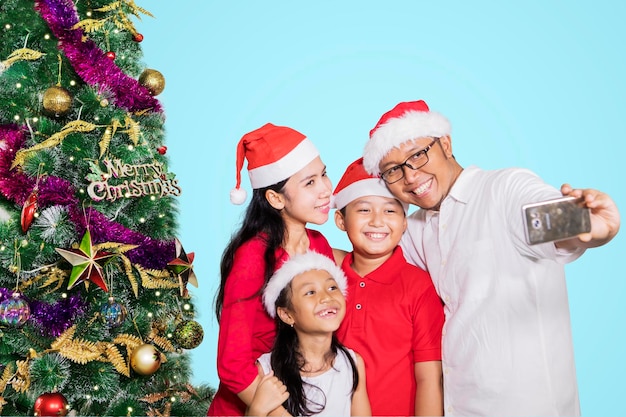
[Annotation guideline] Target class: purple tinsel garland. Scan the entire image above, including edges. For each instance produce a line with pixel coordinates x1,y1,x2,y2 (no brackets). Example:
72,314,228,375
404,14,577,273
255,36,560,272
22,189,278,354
34,0,162,113
29,293,89,337
0,124,175,269
0,287,88,337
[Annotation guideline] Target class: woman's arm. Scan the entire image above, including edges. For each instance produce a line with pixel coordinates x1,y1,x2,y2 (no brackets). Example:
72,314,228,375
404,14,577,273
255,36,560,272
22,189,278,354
414,360,443,416
350,353,371,416
217,239,270,399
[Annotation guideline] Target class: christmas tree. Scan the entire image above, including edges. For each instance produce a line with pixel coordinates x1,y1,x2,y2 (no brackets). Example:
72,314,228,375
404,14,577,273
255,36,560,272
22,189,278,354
0,0,213,415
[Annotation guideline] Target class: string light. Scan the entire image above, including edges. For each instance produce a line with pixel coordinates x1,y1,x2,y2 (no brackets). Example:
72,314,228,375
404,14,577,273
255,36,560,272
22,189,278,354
44,34,50,40
4,24,11,30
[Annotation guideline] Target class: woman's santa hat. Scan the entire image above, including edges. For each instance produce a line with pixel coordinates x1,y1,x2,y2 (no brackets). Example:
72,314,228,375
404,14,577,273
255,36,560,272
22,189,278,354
363,100,451,177
230,123,319,204
331,157,408,212
262,251,347,318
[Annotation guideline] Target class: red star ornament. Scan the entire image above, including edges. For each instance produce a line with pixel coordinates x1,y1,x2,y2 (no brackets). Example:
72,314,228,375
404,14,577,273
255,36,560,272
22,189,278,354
167,238,198,296
55,229,114,291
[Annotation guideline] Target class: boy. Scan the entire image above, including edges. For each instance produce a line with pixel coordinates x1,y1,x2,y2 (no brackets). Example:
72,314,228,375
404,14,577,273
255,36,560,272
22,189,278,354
332,157,445,416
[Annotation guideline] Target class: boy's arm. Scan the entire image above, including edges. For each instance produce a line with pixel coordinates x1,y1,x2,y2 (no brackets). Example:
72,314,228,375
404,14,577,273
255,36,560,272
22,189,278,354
414,360,443,416
351,353,372,416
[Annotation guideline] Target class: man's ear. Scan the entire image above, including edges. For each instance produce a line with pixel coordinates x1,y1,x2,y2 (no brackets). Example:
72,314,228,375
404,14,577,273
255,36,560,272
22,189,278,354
277,307,294,327
334,210,347,231
265,189,285,210
439,135,454,159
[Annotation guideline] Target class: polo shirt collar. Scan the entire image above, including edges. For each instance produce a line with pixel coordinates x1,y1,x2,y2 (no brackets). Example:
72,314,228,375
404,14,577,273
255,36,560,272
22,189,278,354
344,246,405,284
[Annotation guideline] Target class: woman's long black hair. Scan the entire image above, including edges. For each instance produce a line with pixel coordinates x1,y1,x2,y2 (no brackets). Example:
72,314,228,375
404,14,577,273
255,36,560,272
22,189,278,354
214,179,288,320
270,285,359,416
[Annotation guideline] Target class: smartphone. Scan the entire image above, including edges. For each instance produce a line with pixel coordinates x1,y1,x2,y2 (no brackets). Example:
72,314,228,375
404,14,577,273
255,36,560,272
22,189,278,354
522,196,591,245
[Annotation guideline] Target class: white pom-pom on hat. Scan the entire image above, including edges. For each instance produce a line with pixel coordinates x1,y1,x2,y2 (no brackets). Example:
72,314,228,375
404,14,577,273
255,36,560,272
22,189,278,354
230,187,247,205
262,251,347,318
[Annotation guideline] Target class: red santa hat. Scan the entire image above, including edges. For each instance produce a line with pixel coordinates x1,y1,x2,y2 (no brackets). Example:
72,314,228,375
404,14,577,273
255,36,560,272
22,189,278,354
363,100,451,176
230,123,319,204
331,157,408,212
263,251,348,318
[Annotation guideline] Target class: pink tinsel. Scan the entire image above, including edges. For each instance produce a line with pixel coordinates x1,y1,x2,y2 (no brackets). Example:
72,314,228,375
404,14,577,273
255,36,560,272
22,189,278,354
34,0,162,113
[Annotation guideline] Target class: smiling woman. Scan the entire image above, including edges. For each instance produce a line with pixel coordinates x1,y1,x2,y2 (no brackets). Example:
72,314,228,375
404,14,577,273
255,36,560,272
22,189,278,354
207,124,336,416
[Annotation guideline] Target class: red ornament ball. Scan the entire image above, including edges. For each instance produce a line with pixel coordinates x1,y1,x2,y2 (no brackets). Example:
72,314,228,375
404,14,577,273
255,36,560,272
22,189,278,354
157,146,167,155
33,392,69,416
133,33,144,42
105,51,116,60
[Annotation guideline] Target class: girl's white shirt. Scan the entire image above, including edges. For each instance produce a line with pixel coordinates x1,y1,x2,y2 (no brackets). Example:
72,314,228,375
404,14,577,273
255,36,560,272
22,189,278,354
257,348,356,417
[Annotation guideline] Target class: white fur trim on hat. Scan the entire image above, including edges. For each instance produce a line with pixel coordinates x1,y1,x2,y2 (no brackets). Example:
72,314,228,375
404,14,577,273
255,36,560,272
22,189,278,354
249,138,319,189
363,110,451,176
262,251,347,318
331,177,408,212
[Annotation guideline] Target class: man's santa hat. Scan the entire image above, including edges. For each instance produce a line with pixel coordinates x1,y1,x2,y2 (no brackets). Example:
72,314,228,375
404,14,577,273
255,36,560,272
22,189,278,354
331,157,408,212
363,100,451,177
230,123,319,204
262,251,347,318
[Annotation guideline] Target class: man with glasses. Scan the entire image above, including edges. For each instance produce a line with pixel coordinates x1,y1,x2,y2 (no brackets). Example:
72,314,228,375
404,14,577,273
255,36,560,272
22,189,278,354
361,100,620,416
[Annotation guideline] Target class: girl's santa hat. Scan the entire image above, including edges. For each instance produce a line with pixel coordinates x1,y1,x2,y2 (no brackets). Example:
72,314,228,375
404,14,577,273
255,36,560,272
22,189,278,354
331,157,408,212
363,100,451,177
230,123,319,204
262,251,347,318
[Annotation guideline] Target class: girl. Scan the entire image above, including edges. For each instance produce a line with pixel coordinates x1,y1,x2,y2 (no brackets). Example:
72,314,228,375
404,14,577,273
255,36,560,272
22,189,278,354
208,123,335,416
248,251,371,417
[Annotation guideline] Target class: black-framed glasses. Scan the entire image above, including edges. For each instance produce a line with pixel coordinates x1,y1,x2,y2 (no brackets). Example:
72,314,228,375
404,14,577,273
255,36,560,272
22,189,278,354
379,137,441,184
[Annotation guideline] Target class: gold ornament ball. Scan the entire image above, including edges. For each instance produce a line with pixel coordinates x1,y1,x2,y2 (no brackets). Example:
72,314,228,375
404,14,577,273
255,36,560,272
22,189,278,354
138,69,165,96
42,86,73,116
130,343,162,376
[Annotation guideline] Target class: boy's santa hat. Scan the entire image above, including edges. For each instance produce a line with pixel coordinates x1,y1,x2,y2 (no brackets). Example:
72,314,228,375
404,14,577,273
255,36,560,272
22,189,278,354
363,100,451,176
331,157,408,212
230,123,319,204
263,251,347,319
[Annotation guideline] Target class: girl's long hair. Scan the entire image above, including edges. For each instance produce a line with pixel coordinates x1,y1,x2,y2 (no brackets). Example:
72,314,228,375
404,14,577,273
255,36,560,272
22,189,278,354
270,286,359,416
214,179,288,320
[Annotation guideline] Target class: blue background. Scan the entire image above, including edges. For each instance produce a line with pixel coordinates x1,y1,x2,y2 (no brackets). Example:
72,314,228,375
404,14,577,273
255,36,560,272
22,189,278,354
139,1,625,414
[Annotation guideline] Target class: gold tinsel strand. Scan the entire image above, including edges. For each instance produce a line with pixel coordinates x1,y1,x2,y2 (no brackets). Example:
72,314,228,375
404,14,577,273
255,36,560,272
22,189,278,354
2,48,45,67
121,255,140,297
12,120,99,168
140,266,180,290
105,345,130,377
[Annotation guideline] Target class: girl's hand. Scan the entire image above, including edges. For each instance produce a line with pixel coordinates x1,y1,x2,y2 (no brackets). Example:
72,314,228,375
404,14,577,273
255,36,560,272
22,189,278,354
559,184,620,247
246,371,290,417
